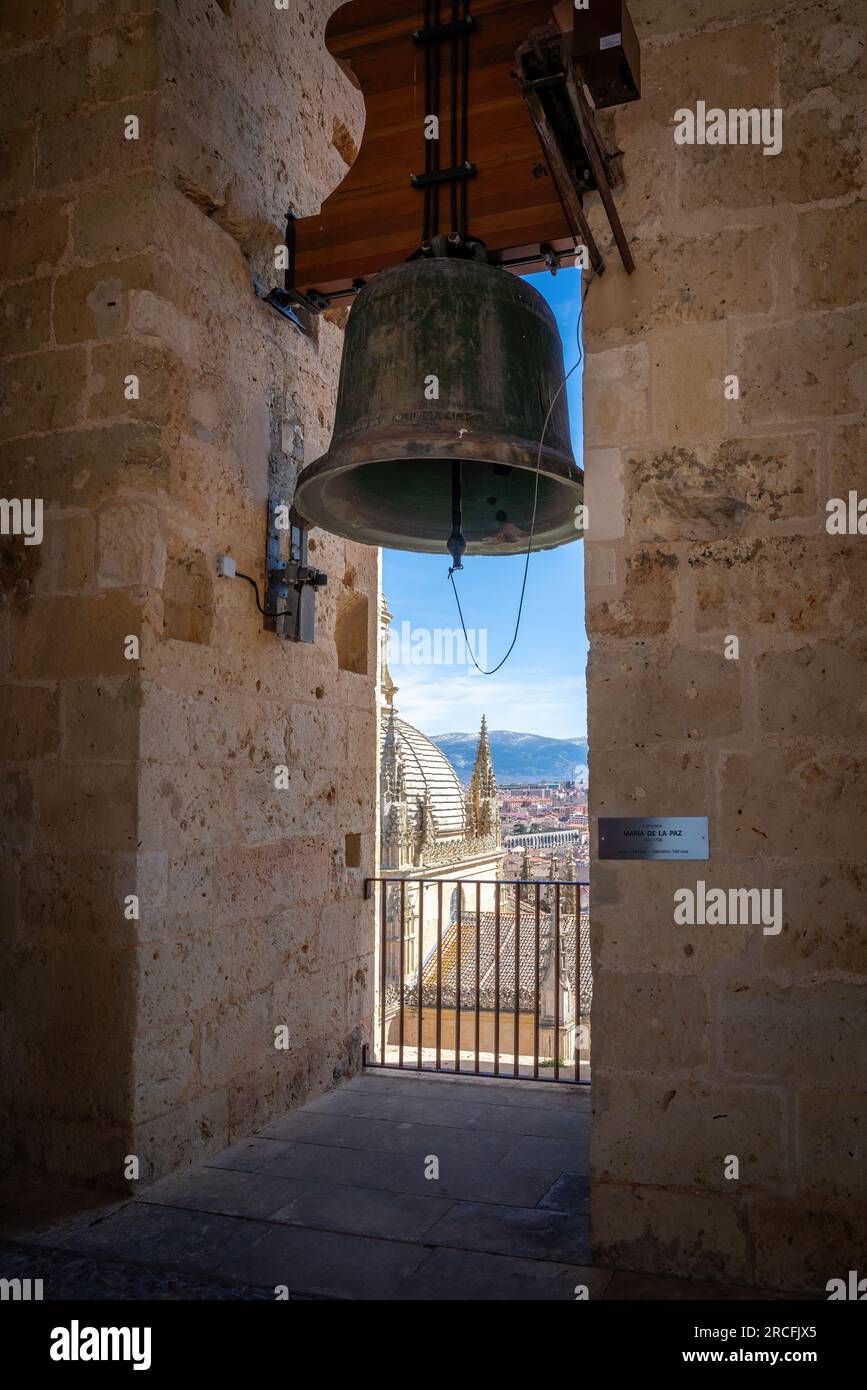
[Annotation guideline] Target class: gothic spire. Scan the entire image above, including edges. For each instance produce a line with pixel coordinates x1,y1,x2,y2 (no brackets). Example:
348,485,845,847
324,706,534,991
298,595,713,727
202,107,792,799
468,715,500,843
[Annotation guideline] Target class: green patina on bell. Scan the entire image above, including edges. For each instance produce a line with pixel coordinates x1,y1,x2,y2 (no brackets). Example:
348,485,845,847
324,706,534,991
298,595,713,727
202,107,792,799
294,257,584,557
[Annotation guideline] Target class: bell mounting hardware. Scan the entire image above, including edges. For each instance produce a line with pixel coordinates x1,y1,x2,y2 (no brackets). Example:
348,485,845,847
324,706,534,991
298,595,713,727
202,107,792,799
266,0,639,317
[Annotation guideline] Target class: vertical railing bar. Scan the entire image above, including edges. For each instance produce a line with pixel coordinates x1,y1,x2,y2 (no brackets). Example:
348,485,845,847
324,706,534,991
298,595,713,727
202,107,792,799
435,879,443,1072
379,879,387,1066
474,880,481,1074
398,879,406,1068
554,882,561,1082
494,879,501,1076
534,881,540,1080
513,881,520,1077
455,880,462,1073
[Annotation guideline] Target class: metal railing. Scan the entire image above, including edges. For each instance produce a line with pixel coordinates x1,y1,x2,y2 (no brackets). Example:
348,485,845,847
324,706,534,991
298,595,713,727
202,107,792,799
365,877,591,1085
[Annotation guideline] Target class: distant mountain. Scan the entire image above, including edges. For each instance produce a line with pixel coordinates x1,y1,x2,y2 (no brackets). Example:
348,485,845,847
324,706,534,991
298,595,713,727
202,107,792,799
433,730,588,785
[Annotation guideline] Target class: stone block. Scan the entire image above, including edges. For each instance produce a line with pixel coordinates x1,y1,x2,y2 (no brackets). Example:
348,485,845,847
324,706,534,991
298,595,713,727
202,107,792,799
0,36,89,132
166,851,214,918
200,992,274,1092
797,1089,867,1204
12,591,145,679
589,745,710,816
626,435,818,542
91,13,161,103
590,1184,748,1284
750,1199,867,1293
720,746,867,859
128,288,197,362
0,346,86,440
62,0,144,35
590,643,742,744
0,683,59,759
689,537,866,636
37,97,156,190
131,1092,231,1183
583,343,650,446
53,254,161,344
585,227,774,350
0,0,62,48
0,768,33,847
97,501,166,588
796,201,867,311
827,420,867,497
735,307,867,424
17,851,132,943
137,928,230,1033
778,0,867,108
133,1020,199,1125
229,908,320,999
591,972,710,1071
638,23,777,130
0,196,68,280
138,761,236,851
583,449,624,542
34,761,137,851
593,1074,787,1190
756,643,867,740
71,173,187,267
0,277,51,356
29,512,96,595
592,859,754,976
677,106,862,212
0,128,34,204
214,840,331,926
586,545,679,638
759,860,867,979
0,422,169,510
649,324,727,440
720,980,867,1088
62,676,139,760
185,691,287,767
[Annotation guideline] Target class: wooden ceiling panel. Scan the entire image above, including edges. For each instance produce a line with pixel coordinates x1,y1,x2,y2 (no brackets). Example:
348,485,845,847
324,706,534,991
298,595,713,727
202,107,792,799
293,0,573,299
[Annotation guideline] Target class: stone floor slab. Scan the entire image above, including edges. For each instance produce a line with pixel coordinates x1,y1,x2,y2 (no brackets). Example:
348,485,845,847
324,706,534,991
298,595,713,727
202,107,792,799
270,1184,455,1241
305,1086,589,1140
217,1223,431,1299
395,1246,613,1301
258,1110,521,1164
537,1171,590,1215
140,1166,308,1220
422,1199,591,1263
63,1202,267,1275
259,1140,565,1207
496,1133,588,1174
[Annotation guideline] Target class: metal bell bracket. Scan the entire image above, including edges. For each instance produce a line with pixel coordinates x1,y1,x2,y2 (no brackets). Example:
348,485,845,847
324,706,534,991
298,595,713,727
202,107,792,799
265,499,327,643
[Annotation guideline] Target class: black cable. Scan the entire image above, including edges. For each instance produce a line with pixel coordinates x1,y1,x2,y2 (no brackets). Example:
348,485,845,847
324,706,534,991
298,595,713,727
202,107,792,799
423,0,431,244
448,269,595,676
460,0,470,239
449,0,458,236
236,570,295,620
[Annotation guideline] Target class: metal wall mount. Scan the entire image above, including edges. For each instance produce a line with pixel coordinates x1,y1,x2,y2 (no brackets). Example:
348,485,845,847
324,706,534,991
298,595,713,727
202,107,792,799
264,498,327,643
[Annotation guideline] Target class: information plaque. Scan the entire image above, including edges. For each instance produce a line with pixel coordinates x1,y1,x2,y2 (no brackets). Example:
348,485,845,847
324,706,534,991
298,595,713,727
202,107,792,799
598,816,709,861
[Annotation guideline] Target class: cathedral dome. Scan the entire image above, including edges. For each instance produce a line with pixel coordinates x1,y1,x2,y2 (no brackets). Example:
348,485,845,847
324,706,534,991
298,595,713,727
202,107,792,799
379,712,466,838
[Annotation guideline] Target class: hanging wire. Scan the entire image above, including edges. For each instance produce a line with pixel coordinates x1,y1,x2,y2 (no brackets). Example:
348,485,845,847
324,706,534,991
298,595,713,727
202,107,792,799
448,267,595,675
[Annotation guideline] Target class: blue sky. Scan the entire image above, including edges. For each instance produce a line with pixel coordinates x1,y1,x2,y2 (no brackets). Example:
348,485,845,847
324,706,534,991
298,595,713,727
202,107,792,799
382,267,588,741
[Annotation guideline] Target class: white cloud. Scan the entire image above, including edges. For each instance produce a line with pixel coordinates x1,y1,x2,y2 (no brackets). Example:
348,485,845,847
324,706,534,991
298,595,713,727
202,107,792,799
390,666,586,740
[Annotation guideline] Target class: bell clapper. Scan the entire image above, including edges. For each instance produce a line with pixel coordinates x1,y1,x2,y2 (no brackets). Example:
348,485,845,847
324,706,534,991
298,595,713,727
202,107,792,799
447,459,467,572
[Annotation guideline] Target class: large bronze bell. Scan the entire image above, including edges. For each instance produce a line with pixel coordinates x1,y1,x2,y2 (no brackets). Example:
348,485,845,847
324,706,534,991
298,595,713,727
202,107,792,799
294,257,583,558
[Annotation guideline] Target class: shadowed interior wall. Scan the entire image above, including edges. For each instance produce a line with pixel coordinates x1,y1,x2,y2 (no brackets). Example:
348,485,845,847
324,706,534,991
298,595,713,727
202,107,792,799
0,0,376,1185
583,0,867,1290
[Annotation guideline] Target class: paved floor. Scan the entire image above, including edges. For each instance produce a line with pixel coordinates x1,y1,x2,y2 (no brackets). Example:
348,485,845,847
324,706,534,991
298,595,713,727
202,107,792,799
0,1071,796,1300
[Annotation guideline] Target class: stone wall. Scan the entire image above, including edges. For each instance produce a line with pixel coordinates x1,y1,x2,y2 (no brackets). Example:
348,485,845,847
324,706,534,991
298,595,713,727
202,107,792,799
0,0,376,1185
583,0,867,1290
